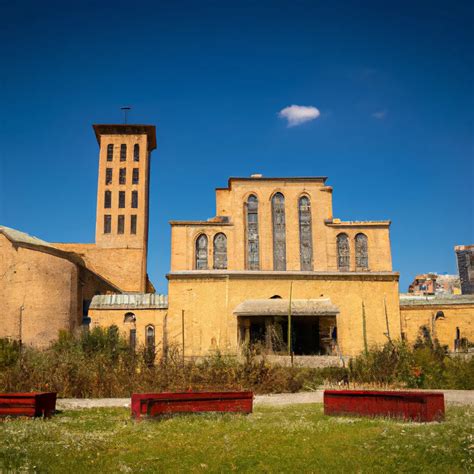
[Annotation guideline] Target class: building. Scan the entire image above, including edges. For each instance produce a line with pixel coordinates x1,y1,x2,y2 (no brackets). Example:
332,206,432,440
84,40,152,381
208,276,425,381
408,273,460,296
455,245,474,295
2,122,473,356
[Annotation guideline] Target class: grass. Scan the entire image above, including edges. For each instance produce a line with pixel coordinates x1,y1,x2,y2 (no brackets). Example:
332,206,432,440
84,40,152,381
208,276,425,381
1,405,473,473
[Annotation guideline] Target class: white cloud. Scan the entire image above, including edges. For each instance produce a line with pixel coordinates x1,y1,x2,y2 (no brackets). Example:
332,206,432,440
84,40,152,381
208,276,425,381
372,110,387,119
278,105,320,127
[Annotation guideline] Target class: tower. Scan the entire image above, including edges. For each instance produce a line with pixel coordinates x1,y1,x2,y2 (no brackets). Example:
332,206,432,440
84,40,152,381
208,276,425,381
93,124,157,292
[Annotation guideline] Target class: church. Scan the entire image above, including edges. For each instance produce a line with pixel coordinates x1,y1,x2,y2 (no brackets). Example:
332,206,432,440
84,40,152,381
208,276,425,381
1,124,472,356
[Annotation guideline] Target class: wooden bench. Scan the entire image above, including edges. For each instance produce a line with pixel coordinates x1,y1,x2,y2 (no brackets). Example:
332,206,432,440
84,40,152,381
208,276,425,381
324,390,445,422
131,391,253,419
0,392,57,418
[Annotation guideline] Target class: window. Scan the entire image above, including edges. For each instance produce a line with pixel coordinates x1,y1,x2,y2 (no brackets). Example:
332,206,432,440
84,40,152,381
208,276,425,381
245,194,259,270
118,215,125,234
272,192,286,270
105,168,112,185
104,215,111,234
119,191,125,208
299,196,313,270
107,144,113,161
355,233,369,270
337,233,350,271
120,144,127,161
195,234,208,269
134,144,139,162
132,168,139,184
131,215,137,234
131,190,138,208
124,312,136,323
146,325,155,348
213,233,227,269
119,168,126,184
129,329,136,351
104,190,111,209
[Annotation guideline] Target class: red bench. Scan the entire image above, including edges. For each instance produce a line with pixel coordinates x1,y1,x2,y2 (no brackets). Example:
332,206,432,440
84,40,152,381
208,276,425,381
324,390,444,422
0,392,57,418
131,391,253,419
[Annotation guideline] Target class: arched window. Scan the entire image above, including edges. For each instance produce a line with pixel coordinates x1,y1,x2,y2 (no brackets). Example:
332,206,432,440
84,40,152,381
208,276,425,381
195,234,208,269
245,195,259,270
355,233,368,270
124,312,136,323
120,144,127,161
337,233,350,271
104,190,111,209
146,325,155,348
107,144,114,161
272,192,286,270
299,196,313,270
213,233,227,269
133,144,139,162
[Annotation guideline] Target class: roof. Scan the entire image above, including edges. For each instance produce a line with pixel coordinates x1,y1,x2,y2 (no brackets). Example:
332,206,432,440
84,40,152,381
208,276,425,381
217,176,328,191
92,124,157,151
0,225,53,249
325,219,391,227
234,298,339,317
90,293,168,310
399,294,474,307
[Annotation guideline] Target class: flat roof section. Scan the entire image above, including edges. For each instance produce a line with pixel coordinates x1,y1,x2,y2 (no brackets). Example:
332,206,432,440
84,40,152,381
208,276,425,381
93,124,157,150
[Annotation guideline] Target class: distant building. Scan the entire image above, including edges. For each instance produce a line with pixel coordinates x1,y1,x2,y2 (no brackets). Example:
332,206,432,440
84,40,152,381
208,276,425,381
408,273,460,296
455,245,474,295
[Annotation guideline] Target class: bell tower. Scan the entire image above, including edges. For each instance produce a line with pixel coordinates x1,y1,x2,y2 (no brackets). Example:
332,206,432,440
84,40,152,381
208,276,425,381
93,124,157,292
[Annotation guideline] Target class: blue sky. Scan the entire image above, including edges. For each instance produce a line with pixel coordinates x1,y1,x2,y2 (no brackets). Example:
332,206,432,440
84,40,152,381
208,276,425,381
1,0,473,293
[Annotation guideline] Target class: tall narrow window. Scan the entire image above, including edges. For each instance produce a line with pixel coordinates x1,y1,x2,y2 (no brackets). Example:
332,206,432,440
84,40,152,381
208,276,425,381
130,215,137,234
119,168,126,184
246,194,259,270
104,215,111,234
134,144,139,162
105,168,113,185
355,233,369,270
132,168,139,184
107,144,114,161
272,192,286,270
120,144,127,161
146,325,155,349
129,329,136,351
118,215,125,234
131,190,138,208
104,190,111,209
337,233,350,271
119,191,125,208
195,234,208,269
299,196,313,270
213,233,227,269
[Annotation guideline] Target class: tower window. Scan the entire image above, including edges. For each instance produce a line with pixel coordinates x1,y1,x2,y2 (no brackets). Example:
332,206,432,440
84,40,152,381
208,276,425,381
245,194,259,270
119,191,125,208
104,190,111,209
105,168,112,185
106,144,114,161
120,144,127,161
337,233,350,271
272,192,286,271
195,234,208,270
131,190,138,208
131,215,137,234
355,233,369,270
132,168,139,184
299,196,313,270
104,215,111,234
119,168,126,184
213,233,227,269
118,215,125,234
134,144,140,162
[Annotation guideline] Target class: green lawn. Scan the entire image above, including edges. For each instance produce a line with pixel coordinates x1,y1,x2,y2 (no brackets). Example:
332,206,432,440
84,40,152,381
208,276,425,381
1,405,472,473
